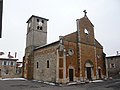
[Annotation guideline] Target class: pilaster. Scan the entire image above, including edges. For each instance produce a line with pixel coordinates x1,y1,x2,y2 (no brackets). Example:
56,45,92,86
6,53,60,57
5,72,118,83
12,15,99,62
56,49,59,82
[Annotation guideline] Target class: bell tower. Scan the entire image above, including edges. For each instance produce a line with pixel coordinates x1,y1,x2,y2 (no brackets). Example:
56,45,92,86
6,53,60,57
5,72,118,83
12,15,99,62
77,10,95,45
76,10,95,81
25,15,49,53
23,15,48,79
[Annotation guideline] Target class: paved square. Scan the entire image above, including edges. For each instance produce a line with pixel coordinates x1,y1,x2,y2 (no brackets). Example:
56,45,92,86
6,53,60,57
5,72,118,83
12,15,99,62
0,78,120,90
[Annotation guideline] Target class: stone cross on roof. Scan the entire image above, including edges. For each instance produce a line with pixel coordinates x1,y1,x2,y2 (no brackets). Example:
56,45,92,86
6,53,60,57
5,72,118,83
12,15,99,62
83,10,87,17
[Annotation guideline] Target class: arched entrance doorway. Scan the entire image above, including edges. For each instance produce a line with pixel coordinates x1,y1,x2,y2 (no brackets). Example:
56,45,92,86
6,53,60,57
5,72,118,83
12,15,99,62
98,67,102,79
68,66,75,82
85,60,94,80
98,69,101,79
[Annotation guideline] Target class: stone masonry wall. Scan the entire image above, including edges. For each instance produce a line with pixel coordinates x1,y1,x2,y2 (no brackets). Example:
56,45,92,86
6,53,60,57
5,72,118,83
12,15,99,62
33,44,58,82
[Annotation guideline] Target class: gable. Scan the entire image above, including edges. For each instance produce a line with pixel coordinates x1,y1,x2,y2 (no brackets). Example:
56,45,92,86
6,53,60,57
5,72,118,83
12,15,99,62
64,32,77,42
80,17,94,27
63,31,103,49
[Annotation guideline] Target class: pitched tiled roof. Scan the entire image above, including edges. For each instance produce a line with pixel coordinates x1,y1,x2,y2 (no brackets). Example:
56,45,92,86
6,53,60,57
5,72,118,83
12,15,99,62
106,55,120,58
94,39,103,49
26,15,49,23
34,41,59,51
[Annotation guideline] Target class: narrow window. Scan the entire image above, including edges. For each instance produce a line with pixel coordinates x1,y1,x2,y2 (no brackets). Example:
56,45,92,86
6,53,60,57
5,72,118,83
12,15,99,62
37,26,40,29
5,69,9,74
28,22,31,28
37,19,39,22
37,62,39,68
110,63,115,68
111,63,115,68
47,60,49,68
4,61,7,66
41,20,44,23
11,62,13,66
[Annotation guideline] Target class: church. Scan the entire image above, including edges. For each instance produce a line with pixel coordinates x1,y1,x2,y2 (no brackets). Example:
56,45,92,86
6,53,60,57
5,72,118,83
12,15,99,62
23,11,106,83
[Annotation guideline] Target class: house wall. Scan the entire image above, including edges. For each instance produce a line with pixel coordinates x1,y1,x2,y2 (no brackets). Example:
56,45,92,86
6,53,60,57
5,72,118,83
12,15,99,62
0,60,17,78
107,56,120,77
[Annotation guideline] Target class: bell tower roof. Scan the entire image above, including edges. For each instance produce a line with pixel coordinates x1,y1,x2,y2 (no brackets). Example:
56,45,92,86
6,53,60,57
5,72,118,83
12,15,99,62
76,10,95,46
26,15,49,23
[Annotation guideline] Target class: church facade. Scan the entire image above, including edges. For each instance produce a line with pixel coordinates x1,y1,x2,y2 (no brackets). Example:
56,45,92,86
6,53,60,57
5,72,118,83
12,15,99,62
23,12,106,83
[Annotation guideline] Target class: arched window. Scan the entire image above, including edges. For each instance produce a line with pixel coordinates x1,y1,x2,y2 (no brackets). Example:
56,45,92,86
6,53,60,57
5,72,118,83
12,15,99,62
40,26,42,30
41,20,44,23
37,19,39,22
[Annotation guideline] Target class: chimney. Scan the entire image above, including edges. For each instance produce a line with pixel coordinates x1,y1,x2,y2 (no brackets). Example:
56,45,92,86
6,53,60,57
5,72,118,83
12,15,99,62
117,51,119,56
8,52,10,57
15,52,17,58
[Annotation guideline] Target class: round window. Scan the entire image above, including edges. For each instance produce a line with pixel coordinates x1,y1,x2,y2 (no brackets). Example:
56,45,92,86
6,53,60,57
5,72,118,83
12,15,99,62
68,49,74,56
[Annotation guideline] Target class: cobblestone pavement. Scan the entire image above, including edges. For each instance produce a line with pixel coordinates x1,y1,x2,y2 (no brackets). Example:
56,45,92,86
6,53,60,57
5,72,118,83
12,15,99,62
0,79,120,90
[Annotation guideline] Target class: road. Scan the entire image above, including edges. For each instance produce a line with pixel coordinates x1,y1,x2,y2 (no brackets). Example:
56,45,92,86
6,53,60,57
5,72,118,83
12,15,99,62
0,79,120,90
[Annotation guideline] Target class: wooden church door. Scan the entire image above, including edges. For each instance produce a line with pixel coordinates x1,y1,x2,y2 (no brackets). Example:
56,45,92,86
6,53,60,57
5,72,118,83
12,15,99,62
69,69,74,82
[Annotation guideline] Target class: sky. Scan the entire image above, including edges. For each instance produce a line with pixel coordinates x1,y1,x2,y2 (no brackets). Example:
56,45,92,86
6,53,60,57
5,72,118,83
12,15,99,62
0,0,120,61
